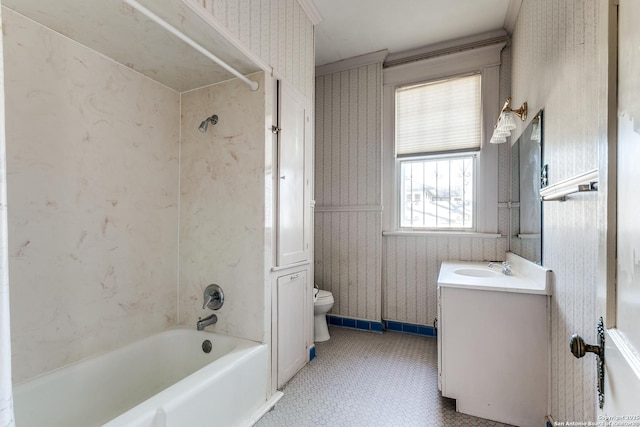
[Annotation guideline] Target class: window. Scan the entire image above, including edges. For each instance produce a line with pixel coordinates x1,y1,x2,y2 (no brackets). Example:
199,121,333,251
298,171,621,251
400,154,475,228
395,74,481,230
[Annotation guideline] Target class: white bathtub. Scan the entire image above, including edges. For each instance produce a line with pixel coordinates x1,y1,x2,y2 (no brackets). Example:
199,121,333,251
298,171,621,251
13,328,275,427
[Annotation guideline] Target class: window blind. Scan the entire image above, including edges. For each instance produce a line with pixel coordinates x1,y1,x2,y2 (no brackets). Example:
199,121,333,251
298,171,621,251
396,74,481,156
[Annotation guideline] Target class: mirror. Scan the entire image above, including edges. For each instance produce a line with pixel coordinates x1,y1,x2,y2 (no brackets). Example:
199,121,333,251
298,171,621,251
510,110,542,264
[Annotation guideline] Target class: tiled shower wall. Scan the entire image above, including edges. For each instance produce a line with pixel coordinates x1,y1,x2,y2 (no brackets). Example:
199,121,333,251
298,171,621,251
4,1,315,384
178,73,268,343
511,0,602,421
3,8,181,384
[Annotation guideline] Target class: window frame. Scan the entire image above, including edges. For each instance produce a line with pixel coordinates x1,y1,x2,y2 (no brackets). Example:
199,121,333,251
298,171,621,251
381,43,504,235
397,151,478,231
393,73,482,231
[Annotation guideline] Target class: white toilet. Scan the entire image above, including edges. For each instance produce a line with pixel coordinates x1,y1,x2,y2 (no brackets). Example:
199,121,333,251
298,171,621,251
313,287,334,342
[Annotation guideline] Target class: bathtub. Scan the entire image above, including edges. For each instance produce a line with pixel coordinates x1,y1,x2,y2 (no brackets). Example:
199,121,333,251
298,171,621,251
13,328,278,427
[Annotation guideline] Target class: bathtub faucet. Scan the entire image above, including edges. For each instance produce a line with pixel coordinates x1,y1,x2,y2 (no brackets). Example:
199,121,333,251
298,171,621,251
502,261,512,276
196,314,218,331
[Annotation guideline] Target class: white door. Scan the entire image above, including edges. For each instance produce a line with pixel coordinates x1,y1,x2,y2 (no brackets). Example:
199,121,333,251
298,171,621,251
598,0,640,416
276,81,310,266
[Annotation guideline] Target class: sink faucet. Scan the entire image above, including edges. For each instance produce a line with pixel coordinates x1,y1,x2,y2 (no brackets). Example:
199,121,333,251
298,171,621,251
196,313,218,331
502,261,512,276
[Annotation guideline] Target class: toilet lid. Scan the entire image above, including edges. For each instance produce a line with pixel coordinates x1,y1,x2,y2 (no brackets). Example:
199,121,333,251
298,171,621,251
317,290,332,299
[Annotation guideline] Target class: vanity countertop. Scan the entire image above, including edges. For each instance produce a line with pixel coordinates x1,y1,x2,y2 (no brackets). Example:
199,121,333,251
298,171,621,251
437,253,552,296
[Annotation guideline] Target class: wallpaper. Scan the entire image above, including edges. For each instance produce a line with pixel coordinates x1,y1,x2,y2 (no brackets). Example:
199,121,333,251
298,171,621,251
314,63,383,321
194,0,314,100
314,55,511,324
511,0,602,421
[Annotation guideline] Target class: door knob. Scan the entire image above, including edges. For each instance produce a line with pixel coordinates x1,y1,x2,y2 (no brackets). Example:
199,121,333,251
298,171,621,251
569,334,603,358
569,317,605,408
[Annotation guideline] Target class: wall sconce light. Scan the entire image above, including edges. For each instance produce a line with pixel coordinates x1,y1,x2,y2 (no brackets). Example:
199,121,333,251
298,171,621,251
489,97,528,144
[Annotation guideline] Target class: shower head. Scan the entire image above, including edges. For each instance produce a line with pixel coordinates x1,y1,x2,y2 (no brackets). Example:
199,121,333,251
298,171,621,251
198,114,218,133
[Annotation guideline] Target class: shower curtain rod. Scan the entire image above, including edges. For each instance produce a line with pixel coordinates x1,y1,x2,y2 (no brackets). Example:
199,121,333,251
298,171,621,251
123,0,259,91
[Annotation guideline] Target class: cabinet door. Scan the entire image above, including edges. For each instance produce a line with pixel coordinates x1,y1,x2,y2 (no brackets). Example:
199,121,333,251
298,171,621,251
277,81,310,266
277,270,307,388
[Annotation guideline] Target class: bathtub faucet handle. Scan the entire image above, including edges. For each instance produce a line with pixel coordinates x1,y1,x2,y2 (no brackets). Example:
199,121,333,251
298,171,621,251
202,284,224,310
202,293,213,310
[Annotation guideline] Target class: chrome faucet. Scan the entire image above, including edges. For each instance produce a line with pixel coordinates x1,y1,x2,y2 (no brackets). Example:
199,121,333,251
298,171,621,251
196,313,218,331
197,284,224,331
502,261,512,276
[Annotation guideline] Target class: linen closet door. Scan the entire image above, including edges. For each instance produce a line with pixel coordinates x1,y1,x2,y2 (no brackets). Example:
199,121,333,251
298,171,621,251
276,81,310,266
277,270,307,388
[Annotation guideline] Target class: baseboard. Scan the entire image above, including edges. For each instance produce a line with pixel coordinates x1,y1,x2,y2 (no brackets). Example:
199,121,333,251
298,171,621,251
309,345,316,361
326,315,437,337
327,315,384,333
383,320,437,337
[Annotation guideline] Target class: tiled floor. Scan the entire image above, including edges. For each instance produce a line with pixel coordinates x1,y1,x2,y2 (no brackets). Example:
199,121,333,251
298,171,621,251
255,327,512,427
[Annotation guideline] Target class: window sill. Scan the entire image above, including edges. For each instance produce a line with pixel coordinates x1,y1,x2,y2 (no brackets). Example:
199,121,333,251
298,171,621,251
382,230,502,238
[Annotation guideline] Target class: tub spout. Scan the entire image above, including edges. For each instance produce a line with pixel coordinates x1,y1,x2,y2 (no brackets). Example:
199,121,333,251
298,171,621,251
196,313,218,331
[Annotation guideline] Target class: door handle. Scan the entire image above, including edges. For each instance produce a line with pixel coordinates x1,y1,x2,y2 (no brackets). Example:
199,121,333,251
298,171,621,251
569,317,605,408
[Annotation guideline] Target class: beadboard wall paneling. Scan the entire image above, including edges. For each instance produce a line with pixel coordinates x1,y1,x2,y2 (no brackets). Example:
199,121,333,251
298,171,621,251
315,64,382,206
314,44,515,325
196,0,314,100
314,62,383,321
511,0,602,421
383,235,507,325
314,211,382,321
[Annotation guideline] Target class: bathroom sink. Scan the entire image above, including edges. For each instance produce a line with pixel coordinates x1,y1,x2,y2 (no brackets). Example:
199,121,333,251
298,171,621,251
437,254,553,295
453,268,502,278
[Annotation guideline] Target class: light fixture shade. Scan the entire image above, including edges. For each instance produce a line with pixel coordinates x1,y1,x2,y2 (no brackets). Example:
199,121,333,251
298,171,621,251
495,128,511,138
490,133,507,144
500,111,517,131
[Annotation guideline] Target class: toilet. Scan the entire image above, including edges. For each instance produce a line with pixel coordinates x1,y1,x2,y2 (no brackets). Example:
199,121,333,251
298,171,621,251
313,287,334,342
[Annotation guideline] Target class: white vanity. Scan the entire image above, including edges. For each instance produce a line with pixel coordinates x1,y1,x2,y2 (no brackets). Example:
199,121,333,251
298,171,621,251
437,252,552,427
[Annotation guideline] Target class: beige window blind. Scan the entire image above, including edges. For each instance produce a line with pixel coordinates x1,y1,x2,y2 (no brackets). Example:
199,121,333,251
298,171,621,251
396,74,481,157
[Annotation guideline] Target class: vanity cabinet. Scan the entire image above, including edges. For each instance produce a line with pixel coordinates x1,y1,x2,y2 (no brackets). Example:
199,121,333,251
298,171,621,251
437,259,550,427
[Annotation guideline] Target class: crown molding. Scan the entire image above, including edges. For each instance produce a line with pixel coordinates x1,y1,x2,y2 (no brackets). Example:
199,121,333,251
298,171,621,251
297,0,323,25
315,49,389,76
383,43,505,87
384,30,508,68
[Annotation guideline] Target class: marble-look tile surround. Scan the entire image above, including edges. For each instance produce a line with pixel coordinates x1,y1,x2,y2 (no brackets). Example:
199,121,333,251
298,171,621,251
178,72,268,343
4,8,274,385
0,5,16,426
3,8,181,384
